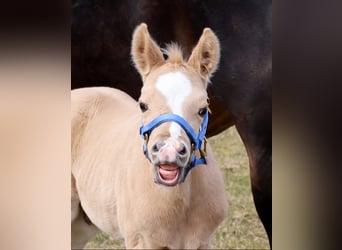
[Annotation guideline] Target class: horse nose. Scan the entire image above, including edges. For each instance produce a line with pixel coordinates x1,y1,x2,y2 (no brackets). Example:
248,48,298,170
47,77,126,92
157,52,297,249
150,138,189,164
164,138,188,158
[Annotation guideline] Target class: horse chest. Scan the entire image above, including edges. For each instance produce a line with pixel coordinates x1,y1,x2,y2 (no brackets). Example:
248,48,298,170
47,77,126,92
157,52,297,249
117,179,219,247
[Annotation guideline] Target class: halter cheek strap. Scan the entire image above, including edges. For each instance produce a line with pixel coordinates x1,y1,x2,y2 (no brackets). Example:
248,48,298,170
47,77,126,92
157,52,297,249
139,111,209,181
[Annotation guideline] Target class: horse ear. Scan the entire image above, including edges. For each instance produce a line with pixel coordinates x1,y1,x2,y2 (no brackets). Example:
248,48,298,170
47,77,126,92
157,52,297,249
131,23,165,78
188,28,220,83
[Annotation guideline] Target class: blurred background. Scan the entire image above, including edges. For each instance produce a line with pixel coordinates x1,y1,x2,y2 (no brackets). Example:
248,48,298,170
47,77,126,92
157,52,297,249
1,0,341,250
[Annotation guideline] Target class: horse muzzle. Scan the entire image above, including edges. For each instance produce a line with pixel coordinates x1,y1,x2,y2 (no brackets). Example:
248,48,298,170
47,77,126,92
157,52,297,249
150,138,190,186
140,112,208,186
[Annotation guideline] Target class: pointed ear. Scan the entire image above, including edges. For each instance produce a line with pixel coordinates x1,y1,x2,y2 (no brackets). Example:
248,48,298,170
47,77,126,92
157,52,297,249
187,28,220,82
131,23,165,78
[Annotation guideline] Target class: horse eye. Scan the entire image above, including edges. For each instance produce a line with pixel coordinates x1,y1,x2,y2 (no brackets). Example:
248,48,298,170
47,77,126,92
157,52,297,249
198,107,207,117
139,102,148,112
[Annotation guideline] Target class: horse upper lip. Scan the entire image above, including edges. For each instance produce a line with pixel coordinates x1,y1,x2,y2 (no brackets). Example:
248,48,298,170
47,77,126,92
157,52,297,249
155,161,184,168
159,164,179,170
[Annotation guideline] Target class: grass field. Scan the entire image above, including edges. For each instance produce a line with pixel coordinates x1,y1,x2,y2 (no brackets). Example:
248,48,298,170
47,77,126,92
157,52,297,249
84,127,270,249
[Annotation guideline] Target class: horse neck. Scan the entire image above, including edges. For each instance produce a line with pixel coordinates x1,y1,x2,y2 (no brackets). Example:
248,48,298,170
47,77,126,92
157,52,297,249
152,170,194,208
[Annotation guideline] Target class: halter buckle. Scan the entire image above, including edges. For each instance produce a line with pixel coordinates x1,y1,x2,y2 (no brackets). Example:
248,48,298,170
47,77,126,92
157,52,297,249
199,137,207,159
144,133,149,145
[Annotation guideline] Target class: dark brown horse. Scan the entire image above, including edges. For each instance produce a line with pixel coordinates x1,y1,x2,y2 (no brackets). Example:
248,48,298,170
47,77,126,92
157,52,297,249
72,0,272,247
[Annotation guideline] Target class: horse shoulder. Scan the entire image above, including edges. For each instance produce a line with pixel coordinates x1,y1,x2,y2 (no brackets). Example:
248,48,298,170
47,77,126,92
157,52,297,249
71,87,137,163
71,85,139,183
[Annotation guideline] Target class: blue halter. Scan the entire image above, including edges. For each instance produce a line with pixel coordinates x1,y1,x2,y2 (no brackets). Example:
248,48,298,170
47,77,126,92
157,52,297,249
139,111,209,181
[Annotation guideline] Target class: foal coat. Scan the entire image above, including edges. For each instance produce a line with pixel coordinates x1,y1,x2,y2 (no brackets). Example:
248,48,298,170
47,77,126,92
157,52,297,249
71,87,227,249
71,23,227,249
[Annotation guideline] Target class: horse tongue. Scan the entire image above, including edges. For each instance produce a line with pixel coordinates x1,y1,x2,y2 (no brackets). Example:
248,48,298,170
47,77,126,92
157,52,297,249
159,165,178,180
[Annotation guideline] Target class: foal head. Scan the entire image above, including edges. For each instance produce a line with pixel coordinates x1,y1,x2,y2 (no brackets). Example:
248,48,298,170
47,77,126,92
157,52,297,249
131,23,220,186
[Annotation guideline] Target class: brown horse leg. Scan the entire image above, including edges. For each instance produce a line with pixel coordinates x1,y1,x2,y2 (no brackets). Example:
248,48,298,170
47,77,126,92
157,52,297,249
235,120,272,248
252,182,272,246
247,146,271,247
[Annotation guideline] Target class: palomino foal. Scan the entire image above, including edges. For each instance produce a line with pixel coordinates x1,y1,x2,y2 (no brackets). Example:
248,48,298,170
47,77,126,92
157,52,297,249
71,23,227,249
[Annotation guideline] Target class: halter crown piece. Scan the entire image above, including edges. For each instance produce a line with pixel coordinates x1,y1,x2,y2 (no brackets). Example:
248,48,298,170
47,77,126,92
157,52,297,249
139,111,209,182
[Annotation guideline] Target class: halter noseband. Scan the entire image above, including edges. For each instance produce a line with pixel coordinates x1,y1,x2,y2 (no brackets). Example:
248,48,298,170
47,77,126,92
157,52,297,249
139,111,209,181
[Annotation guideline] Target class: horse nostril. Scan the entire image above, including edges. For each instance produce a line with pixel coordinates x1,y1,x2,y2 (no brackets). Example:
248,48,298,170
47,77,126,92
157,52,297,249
151,141,165,153
151,144,159,153
178,144,187,156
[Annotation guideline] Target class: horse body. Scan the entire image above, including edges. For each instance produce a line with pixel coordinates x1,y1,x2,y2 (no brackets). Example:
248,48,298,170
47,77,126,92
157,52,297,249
71,87,227,249
71,24,227,249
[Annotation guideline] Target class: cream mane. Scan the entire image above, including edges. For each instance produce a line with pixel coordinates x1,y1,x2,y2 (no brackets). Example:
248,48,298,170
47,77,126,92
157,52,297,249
162,43,185,65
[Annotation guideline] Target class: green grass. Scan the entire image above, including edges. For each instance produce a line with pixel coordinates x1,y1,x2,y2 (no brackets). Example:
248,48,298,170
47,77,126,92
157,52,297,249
84,127,270,249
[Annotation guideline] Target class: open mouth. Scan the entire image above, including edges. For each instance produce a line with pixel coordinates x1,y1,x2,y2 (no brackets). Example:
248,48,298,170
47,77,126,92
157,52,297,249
156,164,181,186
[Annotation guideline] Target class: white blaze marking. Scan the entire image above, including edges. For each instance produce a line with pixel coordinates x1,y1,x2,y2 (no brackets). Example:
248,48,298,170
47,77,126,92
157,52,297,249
156,72,192,138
